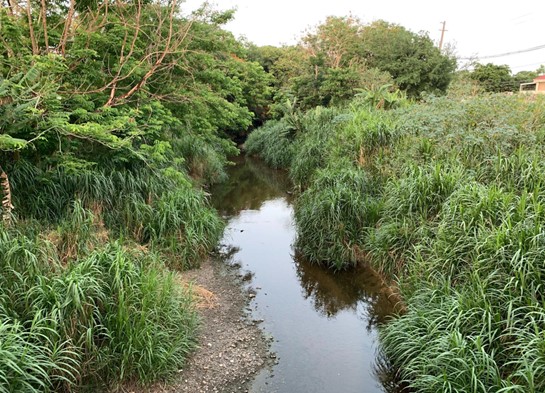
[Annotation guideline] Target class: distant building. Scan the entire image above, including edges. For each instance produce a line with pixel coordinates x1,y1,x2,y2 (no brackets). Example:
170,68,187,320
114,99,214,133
520,75,545,93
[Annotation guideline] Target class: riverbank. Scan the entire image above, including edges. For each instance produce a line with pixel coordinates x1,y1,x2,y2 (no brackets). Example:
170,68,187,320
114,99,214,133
245,95,545,392
136,257,272,393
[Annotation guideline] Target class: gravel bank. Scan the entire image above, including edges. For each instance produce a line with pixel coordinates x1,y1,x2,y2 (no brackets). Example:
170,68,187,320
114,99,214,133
144,257,273,393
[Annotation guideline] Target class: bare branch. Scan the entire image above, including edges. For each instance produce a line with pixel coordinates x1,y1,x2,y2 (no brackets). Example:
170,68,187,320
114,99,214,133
104,0,195,107
59,0,76,56
25,0,38,55
39,0,49,52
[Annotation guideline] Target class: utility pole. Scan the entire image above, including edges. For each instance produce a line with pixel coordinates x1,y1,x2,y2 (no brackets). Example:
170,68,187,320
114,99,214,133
439,21,447,51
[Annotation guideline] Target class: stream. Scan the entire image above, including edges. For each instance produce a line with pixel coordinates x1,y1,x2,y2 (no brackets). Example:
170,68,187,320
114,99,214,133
211,156,396,393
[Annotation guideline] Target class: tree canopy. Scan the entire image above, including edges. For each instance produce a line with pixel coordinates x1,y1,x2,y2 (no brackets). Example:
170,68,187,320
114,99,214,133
0,2,272,173
470,63,514,93
249,16,456,110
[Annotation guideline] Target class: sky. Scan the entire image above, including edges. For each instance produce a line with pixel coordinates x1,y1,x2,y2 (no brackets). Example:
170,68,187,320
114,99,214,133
181,0,545,73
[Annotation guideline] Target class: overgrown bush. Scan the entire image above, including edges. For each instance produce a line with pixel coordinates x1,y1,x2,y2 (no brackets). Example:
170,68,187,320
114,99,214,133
8,162,223,268
253,93,545,392
0,223,197,391
289,107,349,188
245,119,295,168
294,166,381,269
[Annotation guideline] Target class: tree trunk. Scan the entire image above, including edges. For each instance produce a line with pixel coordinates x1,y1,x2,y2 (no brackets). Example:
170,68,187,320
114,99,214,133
0,166,14,225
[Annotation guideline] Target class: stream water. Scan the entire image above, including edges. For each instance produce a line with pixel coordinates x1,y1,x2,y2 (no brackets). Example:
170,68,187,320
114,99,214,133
211,156,396,393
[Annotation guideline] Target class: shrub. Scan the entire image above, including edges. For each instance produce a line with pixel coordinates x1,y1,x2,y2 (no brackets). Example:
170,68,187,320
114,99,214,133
294,166,381,269
245,119,295,168
0,226,197,390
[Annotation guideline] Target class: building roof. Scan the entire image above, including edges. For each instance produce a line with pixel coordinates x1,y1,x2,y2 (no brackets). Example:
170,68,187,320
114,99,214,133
534,74,545,82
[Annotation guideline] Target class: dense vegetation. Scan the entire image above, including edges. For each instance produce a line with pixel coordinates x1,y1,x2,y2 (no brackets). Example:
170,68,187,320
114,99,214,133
248,16,456,110
2,0,544,390
246,93,545,391
469,63,545,93
0,1,271,390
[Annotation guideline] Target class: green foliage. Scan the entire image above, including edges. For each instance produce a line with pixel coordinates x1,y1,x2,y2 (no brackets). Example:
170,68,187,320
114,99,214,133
8,162,224,269
355,84,408,110
294,166,381,269
250,16,455,110
246,105,349,176
0,1,274,390
289,107,347,188
513,70,539,86
470,63,515,93
0,225,197,390
245,119,295,168
447,70,484,98
362,21,457,98
173,132,238,184
0,1,272,174
255,92,545,392
367,163,466,275
338,106,399,155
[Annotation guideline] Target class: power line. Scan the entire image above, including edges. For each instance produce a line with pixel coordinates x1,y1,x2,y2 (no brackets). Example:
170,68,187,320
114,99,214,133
509,12,532,22
511,60,545,70
459,43,545,60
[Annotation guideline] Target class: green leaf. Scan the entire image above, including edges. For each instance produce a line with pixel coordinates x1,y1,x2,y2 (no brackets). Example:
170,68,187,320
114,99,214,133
0,134,27,150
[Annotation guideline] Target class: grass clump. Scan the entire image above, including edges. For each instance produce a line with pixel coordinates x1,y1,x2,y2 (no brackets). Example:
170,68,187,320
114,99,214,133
245,119,295,169
1,131,224,390
0,223,197,391
289,107,349,189
8,162,223,269
375,95,545,392
294,165,381,269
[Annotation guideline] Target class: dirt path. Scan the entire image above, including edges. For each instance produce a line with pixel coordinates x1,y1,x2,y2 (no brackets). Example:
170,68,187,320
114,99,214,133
150,258,272,393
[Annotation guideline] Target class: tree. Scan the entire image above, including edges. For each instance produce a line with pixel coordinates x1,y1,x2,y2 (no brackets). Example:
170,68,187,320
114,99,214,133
447,70,484,98
470,63,514,93
361,20,457,98
301,16,364,70
249,17,456,110
0,2,272,172
274,17,394,109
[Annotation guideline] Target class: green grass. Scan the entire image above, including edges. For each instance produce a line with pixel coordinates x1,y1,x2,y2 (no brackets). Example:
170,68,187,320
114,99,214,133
0,148,224,389
251,92,545,392
289,107,348,189
245,119,295,169
8,161,223,269
0,223,198,391
294,165,381,269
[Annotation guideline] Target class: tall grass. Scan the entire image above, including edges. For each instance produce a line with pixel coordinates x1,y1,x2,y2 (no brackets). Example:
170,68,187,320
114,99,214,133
245,119,295,168
7,161,223,268
367,163,466,275
289,107,349,189
173,132,238,184
0,223,197,391
0,122,228,390
294,165,381,269
245,106,350,180
252,92,545,392
375,95,545,392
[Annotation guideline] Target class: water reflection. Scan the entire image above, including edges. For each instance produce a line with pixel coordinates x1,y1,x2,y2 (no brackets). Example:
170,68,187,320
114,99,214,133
211,155,292,217
374,351,411,393
211,156,400,393
294,252,395,328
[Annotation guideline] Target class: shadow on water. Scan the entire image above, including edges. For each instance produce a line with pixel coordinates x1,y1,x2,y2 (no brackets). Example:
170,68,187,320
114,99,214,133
211,156,403,393
294,253,395,328
211,155,292,217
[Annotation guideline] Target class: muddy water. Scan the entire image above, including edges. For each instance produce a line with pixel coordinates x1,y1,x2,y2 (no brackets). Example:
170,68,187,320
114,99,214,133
211,156,396,393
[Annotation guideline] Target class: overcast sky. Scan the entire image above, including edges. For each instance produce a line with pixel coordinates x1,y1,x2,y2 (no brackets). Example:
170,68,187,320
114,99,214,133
182,0,545,73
